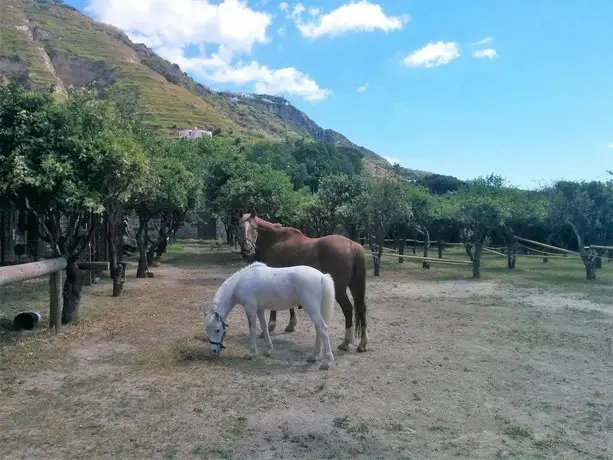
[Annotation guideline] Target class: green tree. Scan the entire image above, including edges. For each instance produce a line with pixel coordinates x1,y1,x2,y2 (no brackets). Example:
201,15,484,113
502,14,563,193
444,174,512,278
201,139,300,242
0,81,147,321
352,178,413,276
548,180,613,280
133,137,202,277
245,140,363,192
406,185,438,268
306,173,366,238
502,188,549,269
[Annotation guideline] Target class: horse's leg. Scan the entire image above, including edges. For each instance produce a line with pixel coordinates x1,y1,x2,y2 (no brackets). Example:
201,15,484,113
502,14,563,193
268,310,277,333
284,307,297,332
257,309,273,357
259,306,270,338
306,310,333,370
336,289,354,351
349,275,368,353
318,320,334,371
306,328,322,363
244,307,258,359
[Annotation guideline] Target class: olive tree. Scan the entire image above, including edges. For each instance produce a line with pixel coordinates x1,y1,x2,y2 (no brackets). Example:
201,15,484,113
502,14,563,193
548,180,613,280
352,178,413,276
503,189,549,269
406,185,438,268
444,175,512,278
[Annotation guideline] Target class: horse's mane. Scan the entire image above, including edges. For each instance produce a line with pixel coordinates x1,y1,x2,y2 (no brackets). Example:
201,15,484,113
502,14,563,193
211,262,266,310
255,217,305,237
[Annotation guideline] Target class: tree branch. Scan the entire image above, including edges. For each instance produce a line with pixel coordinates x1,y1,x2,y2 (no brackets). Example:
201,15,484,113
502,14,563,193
25,197,60,255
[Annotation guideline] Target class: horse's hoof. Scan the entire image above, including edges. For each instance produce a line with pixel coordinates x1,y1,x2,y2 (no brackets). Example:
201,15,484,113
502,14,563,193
268,322,276,333
337,343,349,352
259,331,266,338
319,362,331,371
244,353,255,360
356,345,367,353
263,349,272,358
284,324,296,333
306,354,318,363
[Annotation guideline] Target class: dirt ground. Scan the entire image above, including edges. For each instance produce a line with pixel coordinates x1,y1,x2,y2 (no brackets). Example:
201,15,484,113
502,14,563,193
1,242,612,459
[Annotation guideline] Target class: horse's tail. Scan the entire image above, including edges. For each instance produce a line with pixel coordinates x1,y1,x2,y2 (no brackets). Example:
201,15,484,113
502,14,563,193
351,243,368,341
320,273,336,325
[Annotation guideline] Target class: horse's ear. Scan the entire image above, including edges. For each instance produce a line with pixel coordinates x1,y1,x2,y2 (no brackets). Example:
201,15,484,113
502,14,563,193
250,208,257,219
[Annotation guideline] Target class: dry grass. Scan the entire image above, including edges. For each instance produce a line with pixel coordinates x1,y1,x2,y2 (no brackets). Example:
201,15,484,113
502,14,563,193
1,240,613,459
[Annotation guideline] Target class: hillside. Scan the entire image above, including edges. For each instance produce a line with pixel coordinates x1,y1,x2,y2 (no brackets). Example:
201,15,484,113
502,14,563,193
0,0,395,168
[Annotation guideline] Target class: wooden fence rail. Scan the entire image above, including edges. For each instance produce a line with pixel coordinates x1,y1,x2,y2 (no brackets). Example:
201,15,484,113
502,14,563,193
0,257,67,331
0,259,109,331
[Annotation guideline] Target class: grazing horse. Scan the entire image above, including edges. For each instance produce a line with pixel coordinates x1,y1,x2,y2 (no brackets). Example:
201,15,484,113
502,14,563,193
204,261,336,370
237,211,369,352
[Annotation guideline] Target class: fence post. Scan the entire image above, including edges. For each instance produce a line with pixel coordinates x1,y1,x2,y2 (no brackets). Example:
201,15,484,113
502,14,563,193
49,270,63,331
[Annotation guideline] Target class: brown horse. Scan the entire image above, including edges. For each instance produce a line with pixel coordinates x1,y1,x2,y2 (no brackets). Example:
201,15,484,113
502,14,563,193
237,211,369,352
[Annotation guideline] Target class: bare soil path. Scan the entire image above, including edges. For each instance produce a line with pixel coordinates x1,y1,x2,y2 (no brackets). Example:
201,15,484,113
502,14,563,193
1,243,612,459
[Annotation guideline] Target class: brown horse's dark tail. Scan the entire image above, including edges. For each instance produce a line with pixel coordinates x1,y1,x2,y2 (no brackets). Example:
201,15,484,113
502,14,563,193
351,243,368,341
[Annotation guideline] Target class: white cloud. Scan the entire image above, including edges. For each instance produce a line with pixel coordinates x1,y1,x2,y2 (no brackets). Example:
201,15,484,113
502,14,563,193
473,48,498,59
290,3,306,21
356,82,369,92
473,37,493,46
277,27,286,36
608,143,613,149
85,0,330,102
294,1,408,39
403,41,460,68
158,47,331,102
86,0,271,55
279,1,289,11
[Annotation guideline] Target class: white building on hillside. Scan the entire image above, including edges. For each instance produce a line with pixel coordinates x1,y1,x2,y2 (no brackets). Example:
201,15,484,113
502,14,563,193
176,127,213,139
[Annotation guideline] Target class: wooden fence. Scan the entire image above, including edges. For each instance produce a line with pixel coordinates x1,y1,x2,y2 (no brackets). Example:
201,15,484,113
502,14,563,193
0,258,67,330
0,258,109,331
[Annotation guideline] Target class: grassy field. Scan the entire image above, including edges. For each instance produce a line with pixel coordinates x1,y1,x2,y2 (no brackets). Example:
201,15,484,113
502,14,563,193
1,240,612,459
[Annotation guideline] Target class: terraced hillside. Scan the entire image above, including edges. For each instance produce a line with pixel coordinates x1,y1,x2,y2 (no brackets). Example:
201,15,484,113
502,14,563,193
0,0,394,168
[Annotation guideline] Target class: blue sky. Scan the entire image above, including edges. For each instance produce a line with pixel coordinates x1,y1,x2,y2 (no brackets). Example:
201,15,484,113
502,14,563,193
66,0,613,189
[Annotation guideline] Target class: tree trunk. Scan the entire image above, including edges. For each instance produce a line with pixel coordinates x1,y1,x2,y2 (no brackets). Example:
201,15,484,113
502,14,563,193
422,230,431,269
1,202,16,263
0,205,5,264
108,213,126,297
373,245,382,276
113,262,126,297
472,239,484,279
438,240,444,259
136,217,148,278
62,259,83,324
155,235,168,260
398,240,405,264
464,243,474,261
369,235,382,276
608,249,612,262
347,224,359,242
226,227,233,246
147,246,155,267
412,240,417,255
506,237,517,269
583,255,597,280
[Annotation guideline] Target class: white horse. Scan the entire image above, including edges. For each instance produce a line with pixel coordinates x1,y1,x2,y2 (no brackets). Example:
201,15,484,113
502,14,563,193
204,261,336,370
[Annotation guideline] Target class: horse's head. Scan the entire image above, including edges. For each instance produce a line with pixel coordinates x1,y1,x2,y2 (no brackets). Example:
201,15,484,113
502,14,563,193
237,211,259,262
204,310,228,356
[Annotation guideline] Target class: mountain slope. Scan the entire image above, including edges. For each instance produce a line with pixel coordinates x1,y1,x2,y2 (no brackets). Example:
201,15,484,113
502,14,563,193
0,0,395,168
